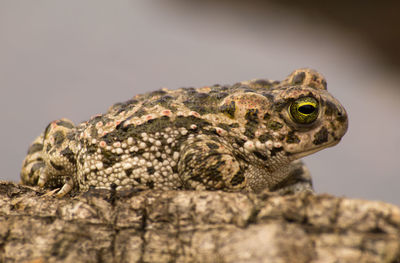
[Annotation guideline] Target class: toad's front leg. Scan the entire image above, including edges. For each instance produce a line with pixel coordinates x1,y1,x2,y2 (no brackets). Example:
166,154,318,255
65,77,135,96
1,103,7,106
178,134,247,191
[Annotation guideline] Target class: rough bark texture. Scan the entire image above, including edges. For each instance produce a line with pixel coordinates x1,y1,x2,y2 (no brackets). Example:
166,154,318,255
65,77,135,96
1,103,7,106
0,180,399,263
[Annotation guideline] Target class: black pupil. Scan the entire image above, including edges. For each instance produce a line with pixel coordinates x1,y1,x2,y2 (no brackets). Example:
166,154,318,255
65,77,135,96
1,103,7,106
298,104,315,114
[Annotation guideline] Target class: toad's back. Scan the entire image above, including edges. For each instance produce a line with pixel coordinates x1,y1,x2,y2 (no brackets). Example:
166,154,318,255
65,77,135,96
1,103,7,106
21,68,348,197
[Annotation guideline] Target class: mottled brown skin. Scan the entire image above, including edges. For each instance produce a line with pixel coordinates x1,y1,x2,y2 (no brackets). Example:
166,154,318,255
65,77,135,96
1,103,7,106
21,69,348,197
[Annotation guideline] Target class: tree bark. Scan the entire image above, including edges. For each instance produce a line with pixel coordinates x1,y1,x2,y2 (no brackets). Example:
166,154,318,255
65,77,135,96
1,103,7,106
0,180,399,263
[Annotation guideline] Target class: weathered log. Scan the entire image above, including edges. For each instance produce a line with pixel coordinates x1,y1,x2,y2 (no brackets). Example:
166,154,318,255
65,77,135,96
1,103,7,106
0,180,399,263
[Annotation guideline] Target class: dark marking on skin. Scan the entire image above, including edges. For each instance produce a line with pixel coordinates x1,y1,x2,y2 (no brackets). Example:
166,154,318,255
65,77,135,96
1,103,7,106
66,132,75,141
134,177,141,184
181,86,196,92
274,101,288,112
43,123,52,140
253,151,269,161
195,92,209,99
324,100,338,116
29,162,45,178
206,142,219,149
229,123,239,128
243,89,254,93
61,147,76,164
267,121,283,130
157,95,173,103
153,95,178,112
53,131,65,146
130,149,145,158
125,168,133,177
56,120,74,129
90,126,98,138
147,167,155,175
183,100,209,115
111,99,139,114
150,89,167,96
245,109,259,123
213,92,229,100
230,170,245,186
244,109,259,139
27,143,43,154
321,79,327,89
174,116,211,130
263,113,271,120
101,149,121,169
86,144,98,155
244,126,256,139
46,144,51,153
132,107,148,118
261,92,274,102
106,115,205,144
286,131,300,144
184,153,195,165
313,127,329,145
79,157,84,166
216,123,231,132
50,160,64,171
234,137,246,147
336,111,347,123
238,85,249,90
146,180,155,189
255,79,271,86
293,72,305,84
258,133,273,143
219,101,236,118
270,147,283,157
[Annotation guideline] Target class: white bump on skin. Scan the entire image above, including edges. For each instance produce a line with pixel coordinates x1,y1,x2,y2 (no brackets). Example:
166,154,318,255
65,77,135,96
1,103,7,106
180,129,188,135
244,141,255,151
265,140,273,150
255,141,265,150
139,142,146,149
96,162,103,170
122,163,132,170
173,152,179,161
127,137,134,145
143,152,150,159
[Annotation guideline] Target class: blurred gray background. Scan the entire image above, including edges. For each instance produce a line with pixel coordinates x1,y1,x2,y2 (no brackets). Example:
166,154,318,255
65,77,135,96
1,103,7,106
1,1,399,205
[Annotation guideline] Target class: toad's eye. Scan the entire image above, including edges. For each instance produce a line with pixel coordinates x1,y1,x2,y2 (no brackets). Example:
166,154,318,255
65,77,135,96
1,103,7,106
289,97,319,124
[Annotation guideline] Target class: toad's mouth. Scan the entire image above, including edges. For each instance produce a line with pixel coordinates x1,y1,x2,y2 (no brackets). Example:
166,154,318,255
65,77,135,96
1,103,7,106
290,139,341,160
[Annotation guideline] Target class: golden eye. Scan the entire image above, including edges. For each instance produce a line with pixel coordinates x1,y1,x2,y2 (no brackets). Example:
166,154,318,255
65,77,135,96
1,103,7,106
289,97,319,124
